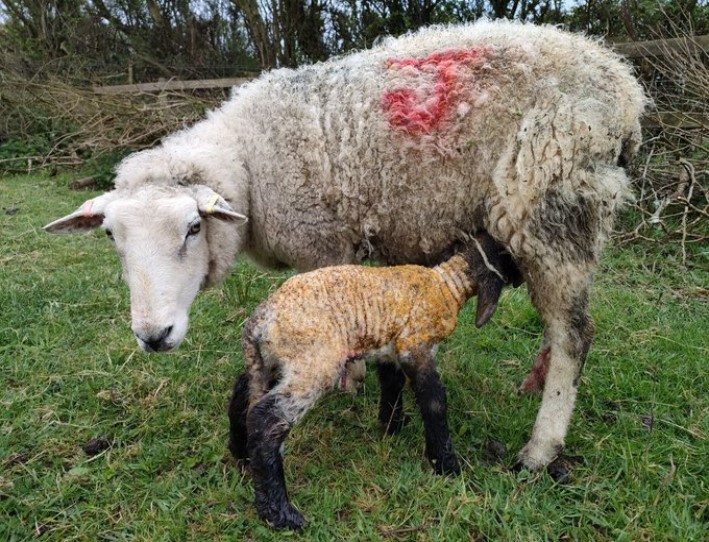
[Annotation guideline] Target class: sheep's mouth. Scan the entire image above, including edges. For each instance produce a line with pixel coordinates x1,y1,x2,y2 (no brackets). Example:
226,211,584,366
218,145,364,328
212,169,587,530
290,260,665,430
139,341,175,354
134,329,177,353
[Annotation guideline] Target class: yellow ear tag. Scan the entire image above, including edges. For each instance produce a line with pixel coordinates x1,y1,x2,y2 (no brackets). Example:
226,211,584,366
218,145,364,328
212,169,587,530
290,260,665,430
205,195,220,214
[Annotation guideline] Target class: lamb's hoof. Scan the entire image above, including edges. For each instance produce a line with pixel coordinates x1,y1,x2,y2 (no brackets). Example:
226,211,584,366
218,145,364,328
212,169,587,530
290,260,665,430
262,504,305,531
431,454,461,477
235,458,251,475
228,439,249,464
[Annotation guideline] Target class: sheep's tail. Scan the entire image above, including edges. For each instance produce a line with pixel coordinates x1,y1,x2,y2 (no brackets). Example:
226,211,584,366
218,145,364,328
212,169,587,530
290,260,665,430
229,305,278,465
241,305,276,405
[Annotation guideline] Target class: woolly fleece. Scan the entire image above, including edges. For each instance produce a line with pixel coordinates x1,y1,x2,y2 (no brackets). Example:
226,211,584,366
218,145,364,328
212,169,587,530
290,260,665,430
112,19,647,283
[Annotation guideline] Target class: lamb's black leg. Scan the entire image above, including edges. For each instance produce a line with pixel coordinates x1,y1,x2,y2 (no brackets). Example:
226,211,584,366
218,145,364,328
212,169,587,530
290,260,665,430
402,352,460,476
227,372,251,464
247,394,305,530
377,362,407,435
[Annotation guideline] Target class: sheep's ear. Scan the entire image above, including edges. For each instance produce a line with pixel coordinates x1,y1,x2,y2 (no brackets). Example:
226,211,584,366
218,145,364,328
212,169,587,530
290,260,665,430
44,192,116,234
192,185,247,224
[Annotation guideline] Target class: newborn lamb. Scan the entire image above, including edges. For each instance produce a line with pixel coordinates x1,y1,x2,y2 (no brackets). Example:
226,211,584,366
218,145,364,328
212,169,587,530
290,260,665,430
228,233,519,529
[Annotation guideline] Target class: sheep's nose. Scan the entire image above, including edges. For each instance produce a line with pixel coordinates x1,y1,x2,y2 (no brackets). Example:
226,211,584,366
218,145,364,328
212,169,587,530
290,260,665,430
136,325,174,353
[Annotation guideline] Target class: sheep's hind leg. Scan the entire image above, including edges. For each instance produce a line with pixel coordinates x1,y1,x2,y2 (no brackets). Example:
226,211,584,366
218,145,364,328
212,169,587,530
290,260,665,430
516,267,595,479
247,384,324,530
401,347,460,476
377,362,407,435
227,372,251,465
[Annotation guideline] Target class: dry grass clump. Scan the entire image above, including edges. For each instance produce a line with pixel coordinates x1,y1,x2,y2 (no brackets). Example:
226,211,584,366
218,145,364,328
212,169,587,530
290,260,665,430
619,27,709,266
0,69,225,176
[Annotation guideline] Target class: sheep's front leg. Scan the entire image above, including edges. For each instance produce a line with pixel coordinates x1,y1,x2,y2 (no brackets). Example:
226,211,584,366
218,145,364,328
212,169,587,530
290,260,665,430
377,362,407,435
401,347,460,476
227,372,251,465
246,393,305,530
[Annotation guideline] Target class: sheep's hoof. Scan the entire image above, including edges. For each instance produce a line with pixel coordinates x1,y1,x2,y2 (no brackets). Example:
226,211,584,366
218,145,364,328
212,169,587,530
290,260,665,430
546,457,571,484
262,504,305,531
235,458,251,475
227,439,250,463
432,454,461,477
510,458,544,473
515,438,562,473
511,451,571,484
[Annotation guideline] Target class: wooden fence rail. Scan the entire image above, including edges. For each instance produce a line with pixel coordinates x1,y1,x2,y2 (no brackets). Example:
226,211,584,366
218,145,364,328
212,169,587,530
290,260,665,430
612,33,709,58
93,76,254,95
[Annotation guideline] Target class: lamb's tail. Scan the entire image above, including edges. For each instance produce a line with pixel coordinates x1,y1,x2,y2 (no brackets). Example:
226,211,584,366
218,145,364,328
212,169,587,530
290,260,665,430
241,305,279,402
227,309,271,464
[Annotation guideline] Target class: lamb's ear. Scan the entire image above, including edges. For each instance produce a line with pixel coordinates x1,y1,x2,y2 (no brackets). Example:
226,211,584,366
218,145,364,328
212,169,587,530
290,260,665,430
43,192,116,234
474,275,504,328
192,185,247,224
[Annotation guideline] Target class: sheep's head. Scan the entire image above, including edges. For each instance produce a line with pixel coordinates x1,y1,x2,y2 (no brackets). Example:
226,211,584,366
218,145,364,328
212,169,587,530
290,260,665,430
44,185,247,353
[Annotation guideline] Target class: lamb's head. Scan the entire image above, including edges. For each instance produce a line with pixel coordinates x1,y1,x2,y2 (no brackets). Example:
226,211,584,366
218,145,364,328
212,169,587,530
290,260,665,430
44,185,247,353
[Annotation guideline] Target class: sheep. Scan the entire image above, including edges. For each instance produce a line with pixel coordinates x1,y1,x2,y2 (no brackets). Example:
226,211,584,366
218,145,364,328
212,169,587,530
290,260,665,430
228,233,519,529
44,18,647,474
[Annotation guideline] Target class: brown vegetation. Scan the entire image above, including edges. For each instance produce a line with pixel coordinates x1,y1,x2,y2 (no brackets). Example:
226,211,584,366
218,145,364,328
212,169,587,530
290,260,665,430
618,29,709,263
0,70,224,174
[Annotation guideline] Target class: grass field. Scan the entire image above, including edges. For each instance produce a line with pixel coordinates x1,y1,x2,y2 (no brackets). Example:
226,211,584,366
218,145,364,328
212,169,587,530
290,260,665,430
1,175,707,541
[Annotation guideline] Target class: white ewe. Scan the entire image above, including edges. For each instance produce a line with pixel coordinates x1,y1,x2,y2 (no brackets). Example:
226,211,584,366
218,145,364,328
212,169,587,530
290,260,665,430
45,19,647,473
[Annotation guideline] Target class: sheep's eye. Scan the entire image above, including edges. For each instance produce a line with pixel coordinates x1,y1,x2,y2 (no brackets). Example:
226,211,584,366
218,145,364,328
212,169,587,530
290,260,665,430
187,222,201,237
105,229,114,240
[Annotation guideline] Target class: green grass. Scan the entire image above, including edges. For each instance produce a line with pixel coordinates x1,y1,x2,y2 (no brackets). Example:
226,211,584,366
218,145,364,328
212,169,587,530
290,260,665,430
1,175,707,541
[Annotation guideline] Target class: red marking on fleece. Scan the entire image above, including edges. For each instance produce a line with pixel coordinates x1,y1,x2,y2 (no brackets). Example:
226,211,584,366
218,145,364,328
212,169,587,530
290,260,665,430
518,346,551,395
382,49,487,135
